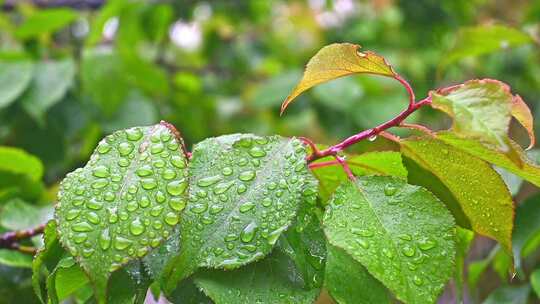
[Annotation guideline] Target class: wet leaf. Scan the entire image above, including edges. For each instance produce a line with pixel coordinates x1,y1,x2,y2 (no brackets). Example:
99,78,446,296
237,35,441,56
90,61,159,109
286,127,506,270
325,244,390,304
55,123,188,302
161,134,317,293
324,176,456,304
281,43,396,114
401,136,514,253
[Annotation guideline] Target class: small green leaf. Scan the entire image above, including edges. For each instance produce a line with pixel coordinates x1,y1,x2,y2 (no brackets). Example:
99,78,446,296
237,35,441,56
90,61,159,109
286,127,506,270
441,25,533,69
513,193,540,274
531,269,540,298
437,132,540,187
162,134,316,292
311,151,407,201
0,250,33,268
55,123,188,302
482,285,530,304
0,199,53,230
401,137,514,253
0,146,43,181
0,60,33,109
32,221,65,303
324,176,456,304
15,8,78,39
281,43,396,114
21,59,75,123
431,79,512,150
53,258,89,302
325,244,390,304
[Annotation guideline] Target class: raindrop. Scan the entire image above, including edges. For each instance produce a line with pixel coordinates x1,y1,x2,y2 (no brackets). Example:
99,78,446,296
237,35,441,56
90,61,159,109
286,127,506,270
413,275,423,286
239,201,255,213
150,143,165,154
86,198,103,210
97,142,111,154
155,191,166,203
237,184,247,194
130,219,145,236
356,239,369,249
66,210,81,221
104,192,115,202
239,170,256,182
118,142,134,156
191,203,208,214
99,230,111,250
249,146,266,158
221,167,233,176
241,222,258,243
73,233,88,244
140,178,158,190
384,184,398,196
114,236,133,250
165,212,180,225
419,239,437,251
213,181,234,194
86,212,100,224
171,155,186,169
401,245,415,257
91,179,109,189
136,165,153,177
368,135,377,142
162,169,176,180
197,175,222,187
169,197,186,211
126,128,143,141
166,180,188,196
139,196,150,208
210,204,224,214
150,205,164,217
92,165,110,178
262,198,272,207
72,222,93,232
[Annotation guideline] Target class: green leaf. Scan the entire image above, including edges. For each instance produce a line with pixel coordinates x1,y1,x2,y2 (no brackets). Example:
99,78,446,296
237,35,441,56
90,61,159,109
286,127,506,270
281,43,397,114
323,176,456,304
482,285,530,304
437,132,540,187
162,134,316,292
441,25,533,69
311,151,407,201
0,146,43,181
0,199,53,230
454,228,474,302
21,59,75,123
168,278,213,304
0,250,33,268
0,60,33,109
15,8,78,39
431,79,512,150
513,193,540,274
55,123,188,302
81,50,130,116
195,248,321,304
53,258,89,302
325,244,390,304
102,93,159,133
401,137,513,253
32,221,65,303
531,269,540,298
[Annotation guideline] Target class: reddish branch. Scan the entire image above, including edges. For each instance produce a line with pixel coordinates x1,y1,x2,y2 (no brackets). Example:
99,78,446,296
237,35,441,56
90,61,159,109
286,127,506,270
0,224,45,254
306,76,430,163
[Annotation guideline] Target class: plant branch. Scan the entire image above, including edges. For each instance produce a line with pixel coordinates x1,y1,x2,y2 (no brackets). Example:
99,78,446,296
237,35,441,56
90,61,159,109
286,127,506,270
0,224,45,255
306,95,431,163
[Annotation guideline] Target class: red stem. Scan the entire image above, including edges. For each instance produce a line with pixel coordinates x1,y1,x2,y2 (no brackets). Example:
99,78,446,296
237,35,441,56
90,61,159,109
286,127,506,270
307,96,430,163
0,224,45,255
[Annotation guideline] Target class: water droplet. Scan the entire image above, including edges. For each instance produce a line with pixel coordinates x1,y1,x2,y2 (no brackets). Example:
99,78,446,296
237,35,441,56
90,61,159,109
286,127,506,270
401,245,415,257
169,197,186,211
368,135,377,142
97,142,111,154
413,275,423,286
249,146,266,158
138,196,150,208
398,234,412,241
86,212,100,224
153,159,165,168
108,208,118,223
241,222,258,243
165,212,179,225
72,222,93,232
384,184,398,196
114,236,132,250
155,191,166,203
239,170,256,181
419,239,437,251
136,165,153,177
150,205,164,217
197,175,222,187
222,167,233,176
103,191,115,202
91,179,109,189
351,228,374,237
239,201,255,213
162,169,176,180
118,142,134,156
130,219,145,236
237,184,247,194
356,239,369,249
66,210,81,221
140,178,158,190
73,233,88,244
99,230,111,250
171,155,186,169
126,128,143,141
167,180,188,196
262,198,272,207
150,143,164,154
210,204,224,214
86,198,103,210
191,203,208,214
213,181,234,194
92,165,110,178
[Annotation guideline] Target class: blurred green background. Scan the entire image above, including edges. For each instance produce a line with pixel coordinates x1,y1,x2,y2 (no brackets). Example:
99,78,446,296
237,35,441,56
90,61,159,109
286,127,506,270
0,0,539,303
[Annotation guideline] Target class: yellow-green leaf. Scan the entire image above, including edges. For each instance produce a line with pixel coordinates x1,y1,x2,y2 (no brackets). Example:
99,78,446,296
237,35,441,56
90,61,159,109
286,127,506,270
280,43,396,114
400,136,514,253
511,95,535,150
